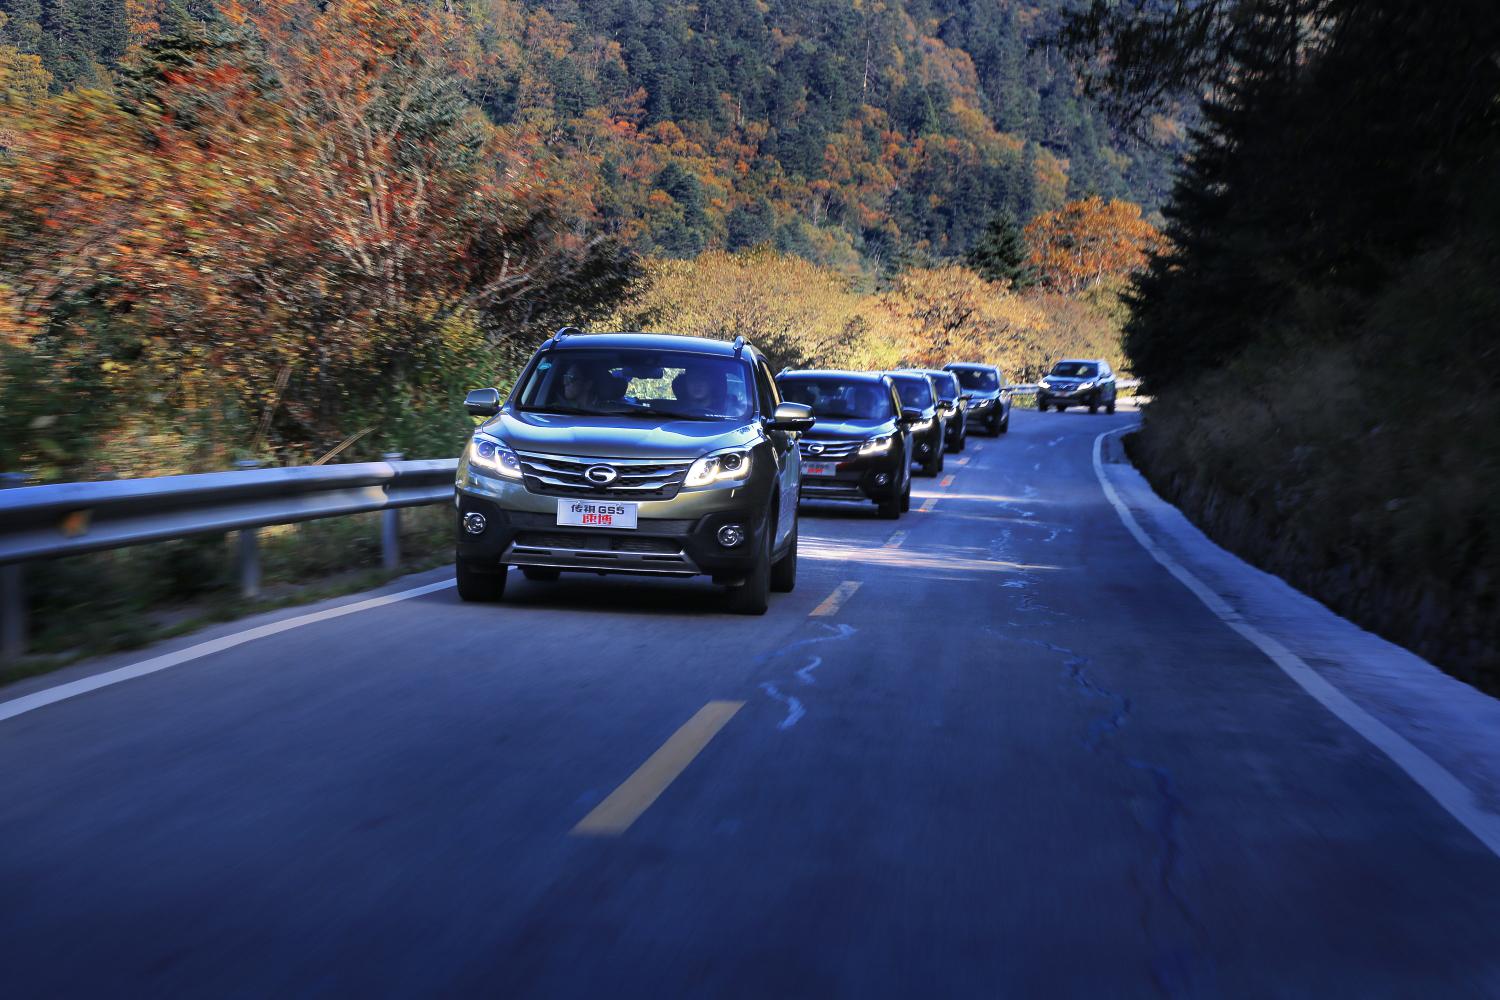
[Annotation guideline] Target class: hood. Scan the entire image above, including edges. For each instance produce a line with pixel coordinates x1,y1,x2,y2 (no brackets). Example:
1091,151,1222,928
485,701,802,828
961,388,1002,400
1042,375,1092,386
804,417,894,440
484,409,758,459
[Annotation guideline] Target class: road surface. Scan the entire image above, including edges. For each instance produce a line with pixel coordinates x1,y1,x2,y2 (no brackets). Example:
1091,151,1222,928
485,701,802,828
4,408,1500,998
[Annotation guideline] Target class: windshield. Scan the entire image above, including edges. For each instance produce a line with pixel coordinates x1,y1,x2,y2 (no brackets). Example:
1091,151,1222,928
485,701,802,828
891,376,934,409
777,378,894,421
1050,361,1100,379
516,349,753,421
950,368,999,391
925,372,960,401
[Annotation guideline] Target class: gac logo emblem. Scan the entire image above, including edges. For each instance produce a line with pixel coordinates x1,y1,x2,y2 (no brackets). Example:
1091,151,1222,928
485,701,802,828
584,464,618,486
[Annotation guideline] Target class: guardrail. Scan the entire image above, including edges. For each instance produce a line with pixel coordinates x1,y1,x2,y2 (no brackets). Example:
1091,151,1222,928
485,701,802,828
0,456,458,659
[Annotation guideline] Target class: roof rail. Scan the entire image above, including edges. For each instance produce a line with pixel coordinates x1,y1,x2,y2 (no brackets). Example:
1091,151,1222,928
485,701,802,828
554,326,583,341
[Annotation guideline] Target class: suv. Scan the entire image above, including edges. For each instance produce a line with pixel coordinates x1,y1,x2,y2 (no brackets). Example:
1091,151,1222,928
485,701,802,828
1037,359,1117,414
454,330,815,615
944,363,1012,435
887,371,946,476
908,368,967,452
776,370,915,519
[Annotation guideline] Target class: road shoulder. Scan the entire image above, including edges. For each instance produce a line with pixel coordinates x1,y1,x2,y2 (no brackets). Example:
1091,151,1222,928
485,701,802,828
1097,430,1500,829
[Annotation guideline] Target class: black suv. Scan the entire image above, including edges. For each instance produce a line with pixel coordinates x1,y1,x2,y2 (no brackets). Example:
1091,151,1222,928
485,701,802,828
887,371,946,476
455,331,815,614
908,368,967,452
776,370,915,519
944,362,1012,435
1037,359,1117,414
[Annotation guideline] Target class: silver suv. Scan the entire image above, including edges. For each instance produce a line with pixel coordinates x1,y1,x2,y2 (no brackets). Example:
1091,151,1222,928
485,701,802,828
454,330,815,614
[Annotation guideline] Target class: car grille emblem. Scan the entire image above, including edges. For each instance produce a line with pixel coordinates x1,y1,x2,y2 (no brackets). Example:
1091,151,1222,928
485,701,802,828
807,443,825,455
584,464,619,486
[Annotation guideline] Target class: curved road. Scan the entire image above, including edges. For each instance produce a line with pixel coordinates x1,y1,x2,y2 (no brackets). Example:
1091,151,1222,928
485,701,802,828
3,408,1500,997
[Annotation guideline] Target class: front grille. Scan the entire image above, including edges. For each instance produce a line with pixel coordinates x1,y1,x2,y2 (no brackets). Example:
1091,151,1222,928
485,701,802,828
513,449,693,501
798,439,861,460
514,531,679,554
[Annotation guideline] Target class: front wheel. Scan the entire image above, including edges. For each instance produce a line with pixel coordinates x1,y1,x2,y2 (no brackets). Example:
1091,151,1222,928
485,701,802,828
919,443,942,476
998,409,1010,434
456,559,507,602
770,515,798,594
726,521,771,615
900,476,912,512
1054,404,1067,413
1106,399,1117,414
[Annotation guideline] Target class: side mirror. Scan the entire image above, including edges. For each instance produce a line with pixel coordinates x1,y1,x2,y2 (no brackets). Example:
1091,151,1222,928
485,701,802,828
900,407,923,427
768,401,815,433
465,387,502,417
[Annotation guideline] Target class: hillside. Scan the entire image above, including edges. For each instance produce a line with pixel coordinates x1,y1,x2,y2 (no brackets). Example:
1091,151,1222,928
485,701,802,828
0,0,1181,266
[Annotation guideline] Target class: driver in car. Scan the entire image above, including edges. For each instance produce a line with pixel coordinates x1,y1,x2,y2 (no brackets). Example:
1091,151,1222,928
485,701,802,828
673,367,727,417
849,384,886,420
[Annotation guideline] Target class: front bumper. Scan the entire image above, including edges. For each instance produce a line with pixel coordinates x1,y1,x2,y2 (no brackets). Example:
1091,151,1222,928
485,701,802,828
456,475,769,579
798,453,903,504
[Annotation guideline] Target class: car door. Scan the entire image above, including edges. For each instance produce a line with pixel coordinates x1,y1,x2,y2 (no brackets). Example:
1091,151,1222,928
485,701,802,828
755,358,799,547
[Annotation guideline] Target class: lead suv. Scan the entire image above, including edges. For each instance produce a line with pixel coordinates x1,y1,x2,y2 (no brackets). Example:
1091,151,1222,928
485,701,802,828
776,370,915,519
455,330,815,615
1036,358,1117,414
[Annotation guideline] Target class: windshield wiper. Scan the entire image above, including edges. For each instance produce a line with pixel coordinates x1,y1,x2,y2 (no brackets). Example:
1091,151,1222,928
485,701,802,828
615,406,722,422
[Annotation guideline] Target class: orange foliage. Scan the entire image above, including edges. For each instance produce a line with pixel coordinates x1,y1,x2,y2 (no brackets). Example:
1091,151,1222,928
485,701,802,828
1024,196,1165,294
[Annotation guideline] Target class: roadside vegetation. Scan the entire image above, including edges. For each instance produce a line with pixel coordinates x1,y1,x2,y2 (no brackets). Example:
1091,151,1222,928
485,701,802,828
1071,0,1500,693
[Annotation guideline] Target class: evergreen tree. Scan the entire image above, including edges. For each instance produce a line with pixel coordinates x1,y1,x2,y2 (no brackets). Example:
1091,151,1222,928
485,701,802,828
966,209,1030,287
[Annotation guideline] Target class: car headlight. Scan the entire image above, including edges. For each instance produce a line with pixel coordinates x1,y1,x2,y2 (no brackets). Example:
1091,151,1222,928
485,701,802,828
972,397,993,408
1078,381,1096,391
685,448,751,487
468,433,522,480
859,435,893,456
911,418,934,432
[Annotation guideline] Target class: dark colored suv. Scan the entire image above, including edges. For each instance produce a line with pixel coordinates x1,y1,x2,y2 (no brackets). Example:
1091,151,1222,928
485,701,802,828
908,368,967,452
455,330,815,614
944,362,1012,435
887,371,946,476
1037,358,1117,414
776,370,915,519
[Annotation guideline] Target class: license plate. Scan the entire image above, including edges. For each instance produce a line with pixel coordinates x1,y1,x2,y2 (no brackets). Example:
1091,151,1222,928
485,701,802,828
804,463,836,477
557,499,637,529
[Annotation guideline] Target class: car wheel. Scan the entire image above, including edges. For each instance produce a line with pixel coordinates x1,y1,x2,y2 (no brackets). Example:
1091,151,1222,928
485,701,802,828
1054,404,1066,413
900,477,911,512
521,566,560,582
935,446,945,473
456,558,506,602
920,444,942,476
998,409,1010,434
987,411,1002,436
726,519,771,615
1089,399,1099,414
955,429,966,452
770,513,797,594
1106,399,1116,414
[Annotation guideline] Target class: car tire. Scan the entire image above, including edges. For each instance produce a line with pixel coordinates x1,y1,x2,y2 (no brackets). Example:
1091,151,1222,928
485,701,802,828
456,559,506,602
998,410,1010,434
987,411,1002,436
1089,400,1099,414
900,475,912,512
521,566,560,582
770,516,797,594
920,444,942,477
1106,399,1116,414
1054,404,1066,413
878,487,902,519
726,520,771,615
955,429,966,453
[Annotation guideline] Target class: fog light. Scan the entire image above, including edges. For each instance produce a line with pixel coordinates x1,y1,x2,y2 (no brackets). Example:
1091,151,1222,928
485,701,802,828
918,443,931,456
717,523,746,548
873,473,891,487
463,512,487,535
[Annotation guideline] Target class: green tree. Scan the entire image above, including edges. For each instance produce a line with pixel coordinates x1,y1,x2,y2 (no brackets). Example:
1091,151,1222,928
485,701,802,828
966,209,1030,287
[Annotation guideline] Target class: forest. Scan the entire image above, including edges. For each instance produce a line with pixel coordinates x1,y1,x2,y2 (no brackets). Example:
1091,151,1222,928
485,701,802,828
0,0,1165,479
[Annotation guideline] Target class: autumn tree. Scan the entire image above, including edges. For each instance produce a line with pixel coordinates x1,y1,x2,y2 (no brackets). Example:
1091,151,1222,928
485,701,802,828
1024,196,1163,294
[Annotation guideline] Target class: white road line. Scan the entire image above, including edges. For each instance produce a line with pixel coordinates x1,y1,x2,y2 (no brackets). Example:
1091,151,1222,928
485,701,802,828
0,579,458,724
1093,427,1500,859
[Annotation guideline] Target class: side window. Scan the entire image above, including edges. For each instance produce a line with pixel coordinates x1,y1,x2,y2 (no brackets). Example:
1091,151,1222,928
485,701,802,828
754,361,778,417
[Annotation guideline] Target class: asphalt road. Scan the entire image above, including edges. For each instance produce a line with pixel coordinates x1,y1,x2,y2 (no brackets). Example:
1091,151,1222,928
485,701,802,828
4,408,1500,998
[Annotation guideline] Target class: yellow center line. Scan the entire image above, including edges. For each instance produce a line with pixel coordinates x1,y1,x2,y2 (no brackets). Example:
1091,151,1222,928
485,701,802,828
884,530,908,548
920,496,938,512
810,580,861,617
572,700,744,836
956,456,970,466
939,474,955,488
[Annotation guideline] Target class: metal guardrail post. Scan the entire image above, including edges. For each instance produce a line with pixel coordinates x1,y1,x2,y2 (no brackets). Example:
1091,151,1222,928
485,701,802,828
233,460,262,598
381,453,403,571
1,472,31,660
